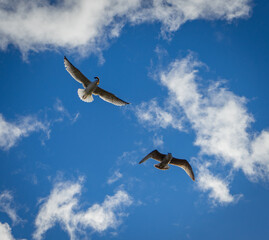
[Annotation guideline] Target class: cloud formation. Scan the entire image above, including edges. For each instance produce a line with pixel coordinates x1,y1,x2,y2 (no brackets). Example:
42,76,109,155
0,114,48,151
197,164,242,205
0,222,15,240
53,98,80,123
0,99,79,151
159,55,269,180
0,191,21,224
152,134,164,148
0,0,251,56
107,170,123,184
136,99,183,131
33,178,133,240
136,53,269,204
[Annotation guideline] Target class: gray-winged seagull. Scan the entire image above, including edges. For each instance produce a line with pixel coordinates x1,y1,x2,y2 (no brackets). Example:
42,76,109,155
139,150,195,181
64,56,129,106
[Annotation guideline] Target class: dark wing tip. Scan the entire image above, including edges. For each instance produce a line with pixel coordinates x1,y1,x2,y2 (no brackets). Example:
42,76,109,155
117,99,130,106
191,174,195,181
114,100,130,106
189,167,195,181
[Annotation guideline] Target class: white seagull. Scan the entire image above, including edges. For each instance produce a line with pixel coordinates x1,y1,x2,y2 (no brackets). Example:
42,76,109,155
139,150,195,181
64,56,129,106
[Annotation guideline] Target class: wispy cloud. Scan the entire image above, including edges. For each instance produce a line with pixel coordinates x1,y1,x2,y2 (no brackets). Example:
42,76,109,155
33,178,133,240
0,191,21,225
53,98,80,123
197,164,242,205
152,134,164,148
136,53,269,204
0,114,48,151
0,222,15,240
117,150,140,166
0,99,79,151
135,99,183,131
107,170,123,185
0,0,251,57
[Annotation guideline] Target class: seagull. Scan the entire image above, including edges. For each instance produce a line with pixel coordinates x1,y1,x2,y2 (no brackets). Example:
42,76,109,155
139,150,195,181
64,56,130,106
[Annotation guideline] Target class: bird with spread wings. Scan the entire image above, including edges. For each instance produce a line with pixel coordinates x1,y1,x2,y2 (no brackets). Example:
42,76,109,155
64,56,129,106
139,150,195,181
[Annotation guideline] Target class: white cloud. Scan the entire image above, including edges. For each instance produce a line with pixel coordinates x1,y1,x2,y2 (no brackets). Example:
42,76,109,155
137,53,269,204
152,134,164,148
117,150,139,166
0,0,251,56
0,191,20,224
159,54,269,181
0,99,79,151
135,99,183,131
0,114,48,151
197,164,242,205
0,222,15,240
107,170,123,184
54,98,80,123
33,178,133,240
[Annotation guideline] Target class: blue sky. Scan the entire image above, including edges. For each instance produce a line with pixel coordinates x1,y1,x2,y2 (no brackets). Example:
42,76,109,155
0,0,269,239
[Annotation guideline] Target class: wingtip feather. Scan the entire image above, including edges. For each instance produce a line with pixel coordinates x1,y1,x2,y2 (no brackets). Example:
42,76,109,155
190,170,195,181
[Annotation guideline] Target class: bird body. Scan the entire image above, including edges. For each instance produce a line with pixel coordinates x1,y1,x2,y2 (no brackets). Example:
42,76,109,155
64,56,129,106
154,163,170,170
154,153,172,170
139,150,195,181
77,79,99,102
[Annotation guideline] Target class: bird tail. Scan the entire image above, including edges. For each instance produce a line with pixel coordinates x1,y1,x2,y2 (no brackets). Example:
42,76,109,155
77,89,94,102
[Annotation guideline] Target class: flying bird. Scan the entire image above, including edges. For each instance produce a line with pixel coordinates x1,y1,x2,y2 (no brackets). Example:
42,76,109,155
139,150,195,181
64,56,129,106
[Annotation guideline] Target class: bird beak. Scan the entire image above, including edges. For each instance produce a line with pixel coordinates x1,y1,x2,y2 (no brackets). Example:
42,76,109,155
94,76,100,85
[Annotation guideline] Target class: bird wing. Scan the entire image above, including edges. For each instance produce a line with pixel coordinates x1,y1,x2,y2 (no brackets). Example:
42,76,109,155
139,150,165,164
170,158,195,181
93,87,129,106
64,56,91,88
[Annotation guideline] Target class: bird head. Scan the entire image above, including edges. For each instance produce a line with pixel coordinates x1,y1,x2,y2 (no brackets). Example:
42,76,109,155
94,76,100,85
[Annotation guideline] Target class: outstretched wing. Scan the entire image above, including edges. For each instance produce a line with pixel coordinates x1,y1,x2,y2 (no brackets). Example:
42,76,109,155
139,150,165,164
93,87,129,106
170,158,195,181
64,56,91,88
